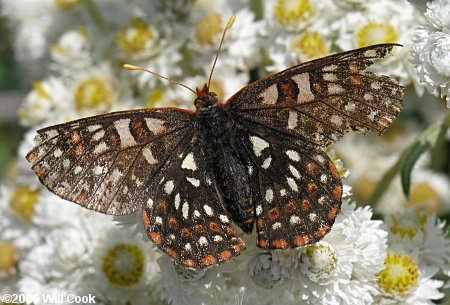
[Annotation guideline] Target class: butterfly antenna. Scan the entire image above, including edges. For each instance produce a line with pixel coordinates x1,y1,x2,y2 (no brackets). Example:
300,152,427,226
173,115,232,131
123,64,197,95
207,15,236,89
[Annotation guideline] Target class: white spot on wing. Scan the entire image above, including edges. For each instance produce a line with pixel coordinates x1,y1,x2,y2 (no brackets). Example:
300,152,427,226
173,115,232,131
199,236,208,246
262,157,272,169
87,124,102,132
110,168,122,183
214,235,223,242
174,194,180,210
290,215,301,225
345,102,356,112
94,142,109,154
256,205,262,216
164,180,174,195
145,118,165,135
287,177,298,192
194,210,200,217
74,166,82,174
53,148,62,158
219,214,229,223
182,201,189,219
330,115,343,126
203,205,213,216
328,84,344,94
93,165,103,175
272,222,282,230
155,216,163,224
323,73,337,81
286,150,300,161
93,129,105,141
146,198,153,208
288,111,298,129
291,73,314,103
142,147,158,165
249,136,269,157
289,165,301,179
114,119,137,148
186,177,200,187
181,152,197,171
309,213,317,221
265,189,274,203
63,159,70,168
258,83,278,104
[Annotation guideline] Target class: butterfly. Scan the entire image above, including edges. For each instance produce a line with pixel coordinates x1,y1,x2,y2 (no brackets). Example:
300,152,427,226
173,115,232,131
26,18,403,270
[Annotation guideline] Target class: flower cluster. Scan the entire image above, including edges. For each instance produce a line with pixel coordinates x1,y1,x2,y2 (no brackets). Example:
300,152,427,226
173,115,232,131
1,0,450,304
410,0,450,107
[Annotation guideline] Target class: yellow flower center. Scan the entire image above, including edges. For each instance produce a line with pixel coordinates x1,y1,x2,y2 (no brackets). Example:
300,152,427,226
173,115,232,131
0,242,19,278
117,19,155,58
9,186,40,223
195,13,223,46
101,244,144,286
291,32,329,61
54,0,80,10
356,22,398,48
274,0,314,27
378,252,419,297
407,182,441,214
303,243,337,280
74,78,113,112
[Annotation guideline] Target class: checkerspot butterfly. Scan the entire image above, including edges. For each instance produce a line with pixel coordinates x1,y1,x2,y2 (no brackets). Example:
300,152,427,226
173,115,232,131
26,17,403,270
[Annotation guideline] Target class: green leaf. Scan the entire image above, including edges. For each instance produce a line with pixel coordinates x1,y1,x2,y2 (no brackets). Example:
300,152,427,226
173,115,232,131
400,141,430,198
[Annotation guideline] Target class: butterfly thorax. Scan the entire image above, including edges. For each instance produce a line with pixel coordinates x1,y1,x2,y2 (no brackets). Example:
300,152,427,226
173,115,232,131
194,96,255,234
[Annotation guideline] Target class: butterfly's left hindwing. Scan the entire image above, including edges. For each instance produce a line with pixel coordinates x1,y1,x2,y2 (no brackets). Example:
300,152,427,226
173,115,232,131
26,108,193,215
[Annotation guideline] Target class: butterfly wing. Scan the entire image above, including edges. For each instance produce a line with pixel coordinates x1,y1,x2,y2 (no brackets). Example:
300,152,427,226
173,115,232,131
26,108,194,215
226,44,403,249
227,44,403,147
141,132,244,270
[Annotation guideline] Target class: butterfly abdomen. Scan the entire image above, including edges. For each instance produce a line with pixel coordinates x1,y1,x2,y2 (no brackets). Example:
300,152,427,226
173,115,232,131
196,103,255,234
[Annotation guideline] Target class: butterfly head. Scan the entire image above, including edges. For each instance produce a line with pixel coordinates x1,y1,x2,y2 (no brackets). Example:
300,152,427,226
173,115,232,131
194,84,218,111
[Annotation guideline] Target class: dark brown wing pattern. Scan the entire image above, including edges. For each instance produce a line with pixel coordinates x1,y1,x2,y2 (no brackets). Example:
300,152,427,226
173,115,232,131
226,44,403,249
26,108,194,215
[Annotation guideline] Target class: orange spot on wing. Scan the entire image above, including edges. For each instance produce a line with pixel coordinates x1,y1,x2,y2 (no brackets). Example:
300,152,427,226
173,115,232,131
332,185,342,201
219,250,232,261
71,132,81,143
272,239,288,249
209,222,221,233
313,83,322,92
226,226,236,237
327,205,339,221
349,65,359,73
168,217,178,230
156,201,166,212
165,247,178,260
315,226,328,238
329,161,340,179
302,199,312,212
181,228,191,239
195,224,205,235
149,231,161,245
75,143,84,155
182,259,196,268
142,210,150,229
307,182,319,196
202,255,216,267
109,133,118,145
293,235,311,246
307,163,318,176
257,218,264,230
132,120,144,138
268,208,280,221
257,238,269,248
285,201,297,214
378,116,392,128
350,76,362,85
27,152,37,164
35,167,46,177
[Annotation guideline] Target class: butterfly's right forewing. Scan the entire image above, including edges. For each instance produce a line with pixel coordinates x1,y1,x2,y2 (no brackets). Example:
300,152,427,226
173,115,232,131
26,108,193,215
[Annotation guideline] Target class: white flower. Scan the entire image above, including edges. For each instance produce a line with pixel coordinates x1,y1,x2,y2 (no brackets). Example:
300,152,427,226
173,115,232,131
333,0,424,88
423,0,450,31
155,254,226,305
50,29,92,72
411,28,450,106
375,251,445,305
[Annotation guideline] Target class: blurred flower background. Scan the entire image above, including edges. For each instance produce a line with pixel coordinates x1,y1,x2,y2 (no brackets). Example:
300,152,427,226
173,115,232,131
0,0,450,304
